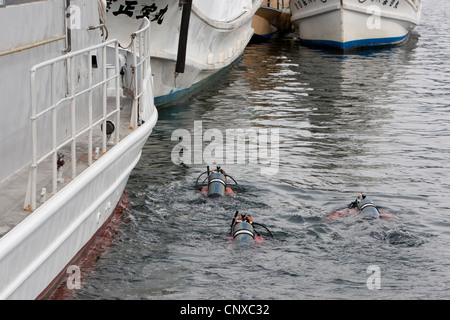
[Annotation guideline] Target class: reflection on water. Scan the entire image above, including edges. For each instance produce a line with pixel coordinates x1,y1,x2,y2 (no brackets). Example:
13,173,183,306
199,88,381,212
75,0,450,300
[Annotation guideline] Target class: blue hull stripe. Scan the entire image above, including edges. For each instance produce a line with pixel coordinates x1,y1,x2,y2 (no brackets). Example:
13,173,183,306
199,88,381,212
154,54,243,107
301,34,409,51
154,84,197,107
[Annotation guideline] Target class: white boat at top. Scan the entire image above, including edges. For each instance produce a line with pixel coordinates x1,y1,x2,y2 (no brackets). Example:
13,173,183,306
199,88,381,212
290,0,422,51
0,0,157,299
105,0,264,106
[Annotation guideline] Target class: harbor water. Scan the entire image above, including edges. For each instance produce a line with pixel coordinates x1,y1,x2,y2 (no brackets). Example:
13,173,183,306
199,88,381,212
74,1,450,300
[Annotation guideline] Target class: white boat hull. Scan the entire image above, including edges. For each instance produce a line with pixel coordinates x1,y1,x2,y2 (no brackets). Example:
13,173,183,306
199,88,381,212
0,0,158,299
0,120,155,300
290,0,421,50
106,0,263,106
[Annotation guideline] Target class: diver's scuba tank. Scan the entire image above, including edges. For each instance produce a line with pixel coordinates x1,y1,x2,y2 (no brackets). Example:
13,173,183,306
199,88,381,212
351,194,380,218
207,169,227,198
196,166,239,197
230,211,255,243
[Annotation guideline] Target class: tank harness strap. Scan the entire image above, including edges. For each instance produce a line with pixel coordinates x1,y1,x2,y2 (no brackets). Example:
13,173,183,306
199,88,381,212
233,229,255,239
360,203,377,210
208,178,226,186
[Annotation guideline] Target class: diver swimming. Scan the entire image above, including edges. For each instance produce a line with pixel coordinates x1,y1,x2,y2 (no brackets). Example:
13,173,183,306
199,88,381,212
195,167,274,243
195,166,239,198
323,193,396,221
229,211,274,244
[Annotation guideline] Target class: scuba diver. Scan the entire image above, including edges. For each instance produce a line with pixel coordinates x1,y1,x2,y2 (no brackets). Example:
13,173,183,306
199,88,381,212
323,193,396,221
229,211,274,244
195,166,239,198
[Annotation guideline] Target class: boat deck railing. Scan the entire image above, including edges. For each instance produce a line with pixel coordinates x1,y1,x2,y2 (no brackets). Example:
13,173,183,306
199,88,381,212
25,18,151,212
129,18,152,130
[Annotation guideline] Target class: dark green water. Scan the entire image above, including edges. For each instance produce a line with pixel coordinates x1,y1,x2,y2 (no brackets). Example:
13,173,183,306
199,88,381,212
75,0,450,300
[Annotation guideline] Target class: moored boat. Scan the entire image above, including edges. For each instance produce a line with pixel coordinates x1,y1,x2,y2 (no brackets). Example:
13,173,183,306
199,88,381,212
290,0,422,50
251,0,294,42
0,0,157,299
105,0,264,107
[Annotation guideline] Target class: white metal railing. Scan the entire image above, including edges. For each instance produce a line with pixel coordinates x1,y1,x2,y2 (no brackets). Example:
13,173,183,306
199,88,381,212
129,18,152,129
25,18,151,211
